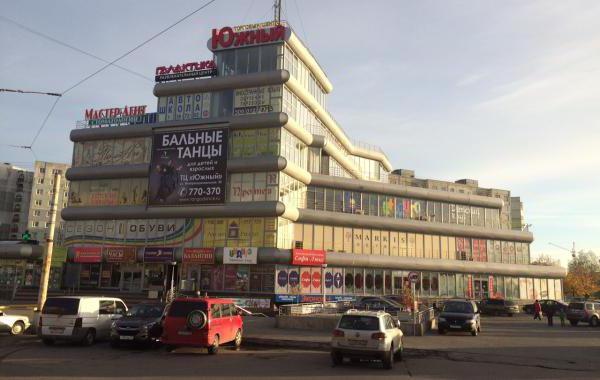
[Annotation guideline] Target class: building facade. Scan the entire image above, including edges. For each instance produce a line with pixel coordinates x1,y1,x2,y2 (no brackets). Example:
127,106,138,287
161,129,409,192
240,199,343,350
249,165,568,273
0,163,33,240
60,22,565,304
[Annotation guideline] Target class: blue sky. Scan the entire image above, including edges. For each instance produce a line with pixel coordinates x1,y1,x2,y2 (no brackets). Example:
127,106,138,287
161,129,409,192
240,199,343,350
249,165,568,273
1,0,598,266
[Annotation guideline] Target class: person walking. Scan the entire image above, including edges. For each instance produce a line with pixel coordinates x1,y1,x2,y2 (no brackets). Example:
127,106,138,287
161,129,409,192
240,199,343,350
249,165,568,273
533,300,542,320
547,306,555,326
558,307,566,327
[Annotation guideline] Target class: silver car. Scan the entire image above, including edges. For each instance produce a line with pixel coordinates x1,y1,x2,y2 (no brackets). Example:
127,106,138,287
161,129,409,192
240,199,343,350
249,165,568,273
331,310,403,369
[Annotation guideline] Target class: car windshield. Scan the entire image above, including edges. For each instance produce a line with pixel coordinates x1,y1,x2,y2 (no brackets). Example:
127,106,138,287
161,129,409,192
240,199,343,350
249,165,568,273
42,298,79,315
443,302,474,314
127,304,164,318
168,301,207,317
339,315,380,331
568,303,584,310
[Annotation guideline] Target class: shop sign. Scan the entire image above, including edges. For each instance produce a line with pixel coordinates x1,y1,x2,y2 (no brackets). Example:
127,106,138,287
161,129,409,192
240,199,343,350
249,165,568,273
155,60,217,82
275,294,298,303
230,297,271,309
51,247,68,267
301,270,311,289
488,276,494,298
149,128,228,206
277,270,288,288
73,247,102,263
274,295,357,304
288,270,299,287
223,247,257,265
143,247,175,263
211,24,286,50
104,247,136,263
311,271,321,289
291,249,326,266
233,86,281,116
467,274,473,298
334,272,343,289
183,248,214,264
82,106,156,128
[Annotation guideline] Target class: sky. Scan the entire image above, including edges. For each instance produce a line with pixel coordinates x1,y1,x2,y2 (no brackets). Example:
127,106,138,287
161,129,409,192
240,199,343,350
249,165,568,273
1,0,599,267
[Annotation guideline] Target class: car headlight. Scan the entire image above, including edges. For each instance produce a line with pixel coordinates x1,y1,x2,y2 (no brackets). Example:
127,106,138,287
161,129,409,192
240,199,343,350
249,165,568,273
438,317,446,322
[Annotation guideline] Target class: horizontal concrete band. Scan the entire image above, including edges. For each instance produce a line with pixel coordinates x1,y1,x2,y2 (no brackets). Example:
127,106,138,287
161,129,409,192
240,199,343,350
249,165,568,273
0,244,44,260
70,113,288,142
296,209,534,243
310,174,504,209
65,156,288,181
61,201,286,221
153,70,291,97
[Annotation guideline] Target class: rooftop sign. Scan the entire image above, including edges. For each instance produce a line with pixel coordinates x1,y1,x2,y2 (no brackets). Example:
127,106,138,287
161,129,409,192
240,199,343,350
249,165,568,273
80,105,156,128
211,24,286,50
155,60,217,82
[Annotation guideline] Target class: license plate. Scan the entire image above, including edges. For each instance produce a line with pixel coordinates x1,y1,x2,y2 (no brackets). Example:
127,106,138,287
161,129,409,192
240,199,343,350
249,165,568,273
120,336,134,340
49,327,65,334
178,330,192,336
450,325,461,329
347,339,367,346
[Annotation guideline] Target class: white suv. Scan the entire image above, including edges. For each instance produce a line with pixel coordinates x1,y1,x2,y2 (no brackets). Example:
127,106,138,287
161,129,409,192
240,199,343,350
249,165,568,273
331,310,403,369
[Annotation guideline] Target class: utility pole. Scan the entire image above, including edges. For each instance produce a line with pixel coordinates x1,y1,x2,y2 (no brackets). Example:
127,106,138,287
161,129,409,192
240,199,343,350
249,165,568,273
37,173,61,311
274,0,282,23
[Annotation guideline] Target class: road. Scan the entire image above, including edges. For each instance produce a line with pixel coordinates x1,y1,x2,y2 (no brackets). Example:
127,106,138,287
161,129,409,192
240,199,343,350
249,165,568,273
0,314,599,379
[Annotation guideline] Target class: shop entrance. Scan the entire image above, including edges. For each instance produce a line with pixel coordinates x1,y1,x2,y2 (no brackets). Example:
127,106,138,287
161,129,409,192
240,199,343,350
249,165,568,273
473,277,489,299
121,266,142,292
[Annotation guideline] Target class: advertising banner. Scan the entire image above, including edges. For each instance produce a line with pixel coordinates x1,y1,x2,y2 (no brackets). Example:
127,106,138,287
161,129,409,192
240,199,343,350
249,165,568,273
143,247,175,263
223,247,258,265
291,249,326,266
488,276,495,298
183,248,215,264
275,267,289,294
73,247,102,263
149,128,228,206
104,247,137,263
233,86,281,116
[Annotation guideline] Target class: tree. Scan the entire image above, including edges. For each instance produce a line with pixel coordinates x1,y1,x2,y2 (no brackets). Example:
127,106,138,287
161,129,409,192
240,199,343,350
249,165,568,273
531,253,560,266
563,250,600,298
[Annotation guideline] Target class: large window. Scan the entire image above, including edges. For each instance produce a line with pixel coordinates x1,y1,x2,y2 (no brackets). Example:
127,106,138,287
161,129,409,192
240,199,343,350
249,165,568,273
215,44,282,76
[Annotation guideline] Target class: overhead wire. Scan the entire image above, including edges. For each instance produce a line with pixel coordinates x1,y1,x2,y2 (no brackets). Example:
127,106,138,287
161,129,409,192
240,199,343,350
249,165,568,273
292,0,310,46
0,88,61,97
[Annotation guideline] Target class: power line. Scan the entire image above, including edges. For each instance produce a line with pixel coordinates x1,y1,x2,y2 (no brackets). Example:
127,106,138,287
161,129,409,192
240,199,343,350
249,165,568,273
0,15,153,82
23,0,218,149
292,0,310,47
0,88,61,97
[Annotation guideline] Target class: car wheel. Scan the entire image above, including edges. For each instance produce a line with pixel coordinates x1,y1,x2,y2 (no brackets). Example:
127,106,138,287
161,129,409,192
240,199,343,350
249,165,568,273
42,338,55,346
207,335,219,355
438,328,446,335
383,345,394,369
590,317,599,327
10,321,25,335
331,351,343,366
234,329,242,349
569,320,578,326
81,329,96,346
394,342,403,362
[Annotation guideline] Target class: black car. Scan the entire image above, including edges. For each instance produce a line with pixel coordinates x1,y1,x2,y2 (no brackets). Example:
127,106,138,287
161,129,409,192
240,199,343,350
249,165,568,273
437,299,481,336
110,303,165,347
353,296,402,313
523,299,567,316
479,298,520,316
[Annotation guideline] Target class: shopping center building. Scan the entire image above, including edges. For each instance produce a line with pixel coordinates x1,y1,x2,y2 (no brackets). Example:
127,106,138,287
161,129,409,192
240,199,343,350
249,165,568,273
61,21,565,305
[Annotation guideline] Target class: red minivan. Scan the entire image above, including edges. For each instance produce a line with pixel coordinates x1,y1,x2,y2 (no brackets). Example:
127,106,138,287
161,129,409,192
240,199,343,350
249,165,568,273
161,297,243,354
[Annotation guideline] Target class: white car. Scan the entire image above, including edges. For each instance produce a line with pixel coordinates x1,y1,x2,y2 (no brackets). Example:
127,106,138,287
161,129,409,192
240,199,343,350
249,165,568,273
38,296,127,346
0,310,30,335
331,310,403,369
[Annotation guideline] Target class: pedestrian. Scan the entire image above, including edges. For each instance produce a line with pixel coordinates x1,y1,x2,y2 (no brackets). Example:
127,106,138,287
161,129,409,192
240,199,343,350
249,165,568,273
558,308,566,327
547,307,554,327
533,300,542,320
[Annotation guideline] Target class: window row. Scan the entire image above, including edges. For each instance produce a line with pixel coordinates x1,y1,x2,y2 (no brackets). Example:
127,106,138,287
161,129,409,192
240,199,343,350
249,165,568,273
305,187,501,229
228,172,279,202
215,44,282,77
280,128,308,169
291,223,531,264
68,179,148,207
282,44,327,109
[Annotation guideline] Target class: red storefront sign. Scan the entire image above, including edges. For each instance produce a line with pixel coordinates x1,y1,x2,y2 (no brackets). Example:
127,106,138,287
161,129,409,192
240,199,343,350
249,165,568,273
291,249,326,266
211,25,285,50
301,271,311,288
85,105,147,120
104,247,136,263
183,248,215,264
74,247,102,263
467,275,473,298
488,276,495,298
311,271,321,289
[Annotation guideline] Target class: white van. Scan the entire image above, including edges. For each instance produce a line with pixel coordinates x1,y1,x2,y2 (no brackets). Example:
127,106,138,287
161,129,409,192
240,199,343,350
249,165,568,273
38,296,127,345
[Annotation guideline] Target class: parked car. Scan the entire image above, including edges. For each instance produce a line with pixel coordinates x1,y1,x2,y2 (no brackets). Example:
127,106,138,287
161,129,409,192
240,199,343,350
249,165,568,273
110,303,165,348
38,296,127,345
331,310,403,369
523,300,568,315
0,310,30,335
437,299,481,336
353,297,402,313
567,301,600,327
479,298,520,316
161,297,242,354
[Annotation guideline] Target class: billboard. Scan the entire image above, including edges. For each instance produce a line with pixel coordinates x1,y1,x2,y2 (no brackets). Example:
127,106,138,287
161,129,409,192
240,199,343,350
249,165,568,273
233,86,281,116
223,247,258,265
149,128,228,206
143,247,175,263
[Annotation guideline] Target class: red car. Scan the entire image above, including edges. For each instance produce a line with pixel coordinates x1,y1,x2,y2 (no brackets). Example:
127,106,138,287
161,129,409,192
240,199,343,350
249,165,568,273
161,297,243,354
